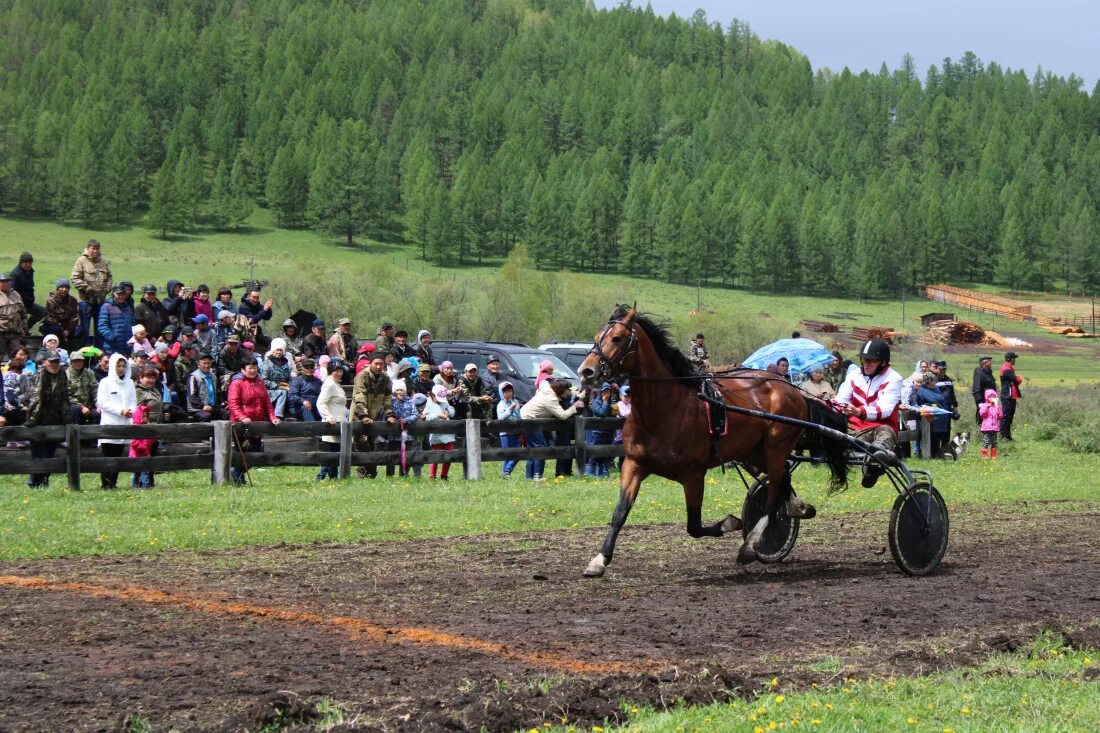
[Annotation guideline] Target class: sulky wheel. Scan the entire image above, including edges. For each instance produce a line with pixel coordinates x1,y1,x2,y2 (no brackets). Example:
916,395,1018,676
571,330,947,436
741,479,799,564
888,482,949,576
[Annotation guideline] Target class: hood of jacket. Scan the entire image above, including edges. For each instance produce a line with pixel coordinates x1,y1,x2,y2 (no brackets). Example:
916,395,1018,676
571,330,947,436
984,388,998,401
106,353,132,386
166,279,183,296
497,380,515,400
417,329,431,341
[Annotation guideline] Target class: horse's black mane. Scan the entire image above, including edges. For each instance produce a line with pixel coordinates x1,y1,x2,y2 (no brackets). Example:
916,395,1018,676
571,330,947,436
611,305,696,379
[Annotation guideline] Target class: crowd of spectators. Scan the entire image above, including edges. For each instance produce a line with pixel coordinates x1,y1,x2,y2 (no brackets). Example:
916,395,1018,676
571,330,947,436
1,242,623,488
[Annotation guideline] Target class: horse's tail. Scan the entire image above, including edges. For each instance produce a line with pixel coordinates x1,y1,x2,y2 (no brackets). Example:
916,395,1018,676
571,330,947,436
801,397,849,493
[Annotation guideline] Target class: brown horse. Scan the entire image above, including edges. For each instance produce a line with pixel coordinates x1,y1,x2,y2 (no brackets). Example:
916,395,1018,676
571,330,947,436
577,305,848,577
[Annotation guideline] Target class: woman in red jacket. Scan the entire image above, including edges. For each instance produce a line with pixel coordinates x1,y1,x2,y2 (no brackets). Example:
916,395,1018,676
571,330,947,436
227,362,280,484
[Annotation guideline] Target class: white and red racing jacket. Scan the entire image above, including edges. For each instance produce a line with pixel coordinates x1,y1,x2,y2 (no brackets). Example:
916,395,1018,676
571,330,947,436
834,366,903,433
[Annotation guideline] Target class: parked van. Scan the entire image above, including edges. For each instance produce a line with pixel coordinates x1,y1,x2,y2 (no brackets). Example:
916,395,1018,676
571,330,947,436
431,341,579,402
536,341,593,372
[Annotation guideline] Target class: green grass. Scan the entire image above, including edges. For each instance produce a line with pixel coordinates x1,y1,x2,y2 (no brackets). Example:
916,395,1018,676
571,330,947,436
0,430,1095,562
600,631,1099,733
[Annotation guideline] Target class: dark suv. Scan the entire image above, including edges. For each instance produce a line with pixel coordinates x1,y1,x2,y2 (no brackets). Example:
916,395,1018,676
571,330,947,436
537,341,595,372
431,341,579,402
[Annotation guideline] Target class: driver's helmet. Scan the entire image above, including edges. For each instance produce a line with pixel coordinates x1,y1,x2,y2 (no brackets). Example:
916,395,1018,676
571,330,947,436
857,338,891,367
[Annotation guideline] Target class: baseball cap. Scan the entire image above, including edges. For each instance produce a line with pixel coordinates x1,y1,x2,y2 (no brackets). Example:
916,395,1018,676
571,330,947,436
418,363,432,373
979,355,993,363
464,363,477,372
242,341,254,349
20,252,34,262
70,351,86,361
338,317,352,326
191,314,209,324
43,349,61,361
142,284,158,293
0,272,12,281
226,334,241,343
180,326,194,335
486,354,500,364
312,319,325,329
55,278,70,289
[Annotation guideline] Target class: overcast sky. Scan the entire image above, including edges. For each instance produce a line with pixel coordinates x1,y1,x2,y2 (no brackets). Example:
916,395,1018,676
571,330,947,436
594,0,1097,90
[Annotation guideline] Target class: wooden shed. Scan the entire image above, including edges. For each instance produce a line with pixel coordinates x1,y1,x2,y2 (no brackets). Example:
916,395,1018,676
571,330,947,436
920,312,955,327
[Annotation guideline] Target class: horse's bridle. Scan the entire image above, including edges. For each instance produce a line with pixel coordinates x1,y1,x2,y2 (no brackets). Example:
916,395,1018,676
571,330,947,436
588,317,637,382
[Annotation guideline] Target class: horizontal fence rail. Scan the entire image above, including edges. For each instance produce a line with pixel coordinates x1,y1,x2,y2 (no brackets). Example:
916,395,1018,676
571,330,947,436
0,415,935,489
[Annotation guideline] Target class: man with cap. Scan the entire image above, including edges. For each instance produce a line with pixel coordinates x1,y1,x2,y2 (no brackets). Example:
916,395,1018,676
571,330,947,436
25,349,69,488
10,252,45,332
458,362,492,421
351,353,397,479
187,352,223,422
65,349,99,425
999,352,1023,440
135,284,170,338
389,329,415,361
0,270,27,359
43,279,81,346
482,355,503,412
971,355,997,423
327,317,356,362
213,309,238,353
70,239,113,347
97,286,135,356
192,314,215,355
302,319,328,359
217,334,247,388
930,360,960,418
174,340,199,393
375,322,395,352
288,357,322,421
411,362,436,398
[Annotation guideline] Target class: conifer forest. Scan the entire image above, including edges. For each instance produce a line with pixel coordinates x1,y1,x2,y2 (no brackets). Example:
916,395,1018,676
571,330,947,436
2,0,1099,295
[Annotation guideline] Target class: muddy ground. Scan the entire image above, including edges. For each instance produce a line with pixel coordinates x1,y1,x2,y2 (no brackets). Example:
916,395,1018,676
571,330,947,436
1,504,1098,732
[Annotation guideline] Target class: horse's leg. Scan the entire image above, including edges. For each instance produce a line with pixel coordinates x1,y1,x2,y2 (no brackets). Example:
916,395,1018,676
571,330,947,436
739,430,798,563
684,471,742,538
583,457,648,577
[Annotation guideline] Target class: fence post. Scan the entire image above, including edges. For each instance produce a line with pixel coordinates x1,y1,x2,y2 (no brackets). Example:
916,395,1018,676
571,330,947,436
338,419,352,479
574,415,588,475
212,421,231,484
464,419,482,480
65,424,81,491
920,418,932,459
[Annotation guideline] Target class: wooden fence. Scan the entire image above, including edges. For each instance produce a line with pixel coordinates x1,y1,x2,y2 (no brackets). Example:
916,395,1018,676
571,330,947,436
0,418,934,490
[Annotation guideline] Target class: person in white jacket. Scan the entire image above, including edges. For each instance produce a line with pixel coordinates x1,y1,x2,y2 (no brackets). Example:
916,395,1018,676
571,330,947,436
315,358,349,480
96,353,136,489
519,379,586,481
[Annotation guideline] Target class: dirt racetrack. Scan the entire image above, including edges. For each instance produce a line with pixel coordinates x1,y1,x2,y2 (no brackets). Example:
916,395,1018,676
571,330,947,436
1,503,1098,732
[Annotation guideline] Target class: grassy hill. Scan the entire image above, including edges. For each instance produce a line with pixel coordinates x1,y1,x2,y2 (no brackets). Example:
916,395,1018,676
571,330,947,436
4,211,1098,384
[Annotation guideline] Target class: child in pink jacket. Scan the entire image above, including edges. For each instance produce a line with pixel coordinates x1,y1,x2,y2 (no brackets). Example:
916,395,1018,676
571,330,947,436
129,404,156,486
978,388,1003,459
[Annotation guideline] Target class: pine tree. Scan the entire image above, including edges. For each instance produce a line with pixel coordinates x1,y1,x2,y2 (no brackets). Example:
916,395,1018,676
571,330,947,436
208,161,232,229
308,119,371,247
148,155,182,239
227,151,254,228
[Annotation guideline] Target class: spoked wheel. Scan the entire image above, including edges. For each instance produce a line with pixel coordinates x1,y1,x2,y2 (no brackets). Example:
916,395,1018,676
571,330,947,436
741,479,799,564
888,482,949,576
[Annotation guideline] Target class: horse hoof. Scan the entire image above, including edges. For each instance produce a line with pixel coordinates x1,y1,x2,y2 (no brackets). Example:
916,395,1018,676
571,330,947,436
720,515,742,533
583,553,607,577
787,501,816,520
737,544,757,564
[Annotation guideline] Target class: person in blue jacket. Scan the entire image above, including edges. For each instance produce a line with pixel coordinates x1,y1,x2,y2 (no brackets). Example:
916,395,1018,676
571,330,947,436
914,372,951,458
97,286,135,356
585,382,615,477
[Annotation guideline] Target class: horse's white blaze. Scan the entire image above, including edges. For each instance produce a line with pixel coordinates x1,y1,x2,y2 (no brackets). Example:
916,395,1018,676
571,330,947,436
584,553,607,576
746,515,770,547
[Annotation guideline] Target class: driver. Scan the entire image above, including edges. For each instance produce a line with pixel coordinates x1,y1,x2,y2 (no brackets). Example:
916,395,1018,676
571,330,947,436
834,338,903,487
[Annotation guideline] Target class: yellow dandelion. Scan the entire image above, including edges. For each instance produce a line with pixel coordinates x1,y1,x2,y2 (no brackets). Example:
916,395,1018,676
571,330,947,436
768,723,778,731
960,707,970,715
1084,657,1092,665
755,727,765,733
824,703,833,711
775,695,785,703
811,721,821,726
907,718,917,725
944,728,955,733
758,706,768,714
593,727,604,733
771,677,780,687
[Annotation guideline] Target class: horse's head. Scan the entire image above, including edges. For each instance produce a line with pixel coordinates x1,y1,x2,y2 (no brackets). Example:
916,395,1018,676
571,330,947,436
578,304,638,386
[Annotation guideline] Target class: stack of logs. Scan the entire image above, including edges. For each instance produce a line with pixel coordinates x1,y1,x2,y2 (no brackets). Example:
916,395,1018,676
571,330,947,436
1043,325,1098,338
851,325,897,342
919,319,1008,346
799,319,843,332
